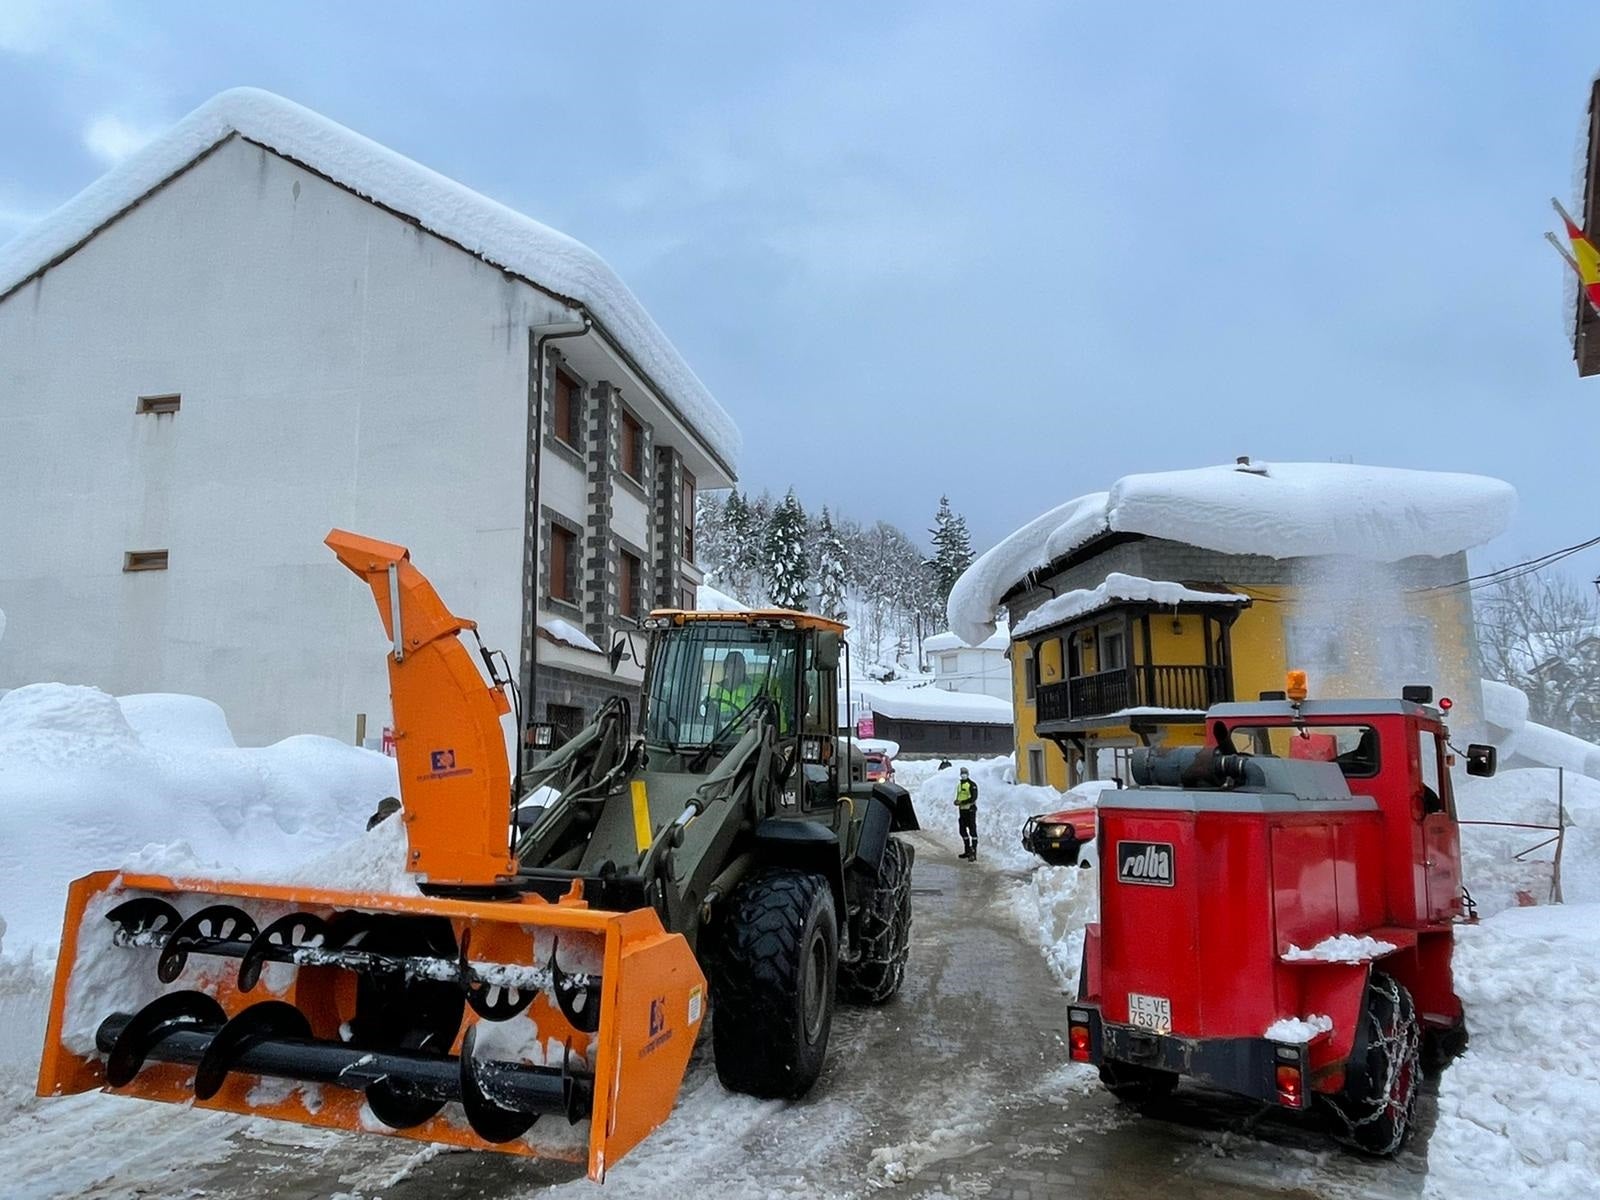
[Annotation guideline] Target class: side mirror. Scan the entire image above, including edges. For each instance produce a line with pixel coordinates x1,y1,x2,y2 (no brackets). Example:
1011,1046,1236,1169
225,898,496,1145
1465,743,1497,778
814,630,841,671
608,632,628,674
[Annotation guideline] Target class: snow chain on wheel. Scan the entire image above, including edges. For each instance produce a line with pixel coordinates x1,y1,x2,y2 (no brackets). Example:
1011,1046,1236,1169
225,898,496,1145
838,836,914,1006
707,867,838,1100
1324,971,1421,1156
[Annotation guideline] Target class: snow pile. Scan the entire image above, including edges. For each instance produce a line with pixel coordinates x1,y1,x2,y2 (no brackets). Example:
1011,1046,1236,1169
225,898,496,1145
540,617,602,655
0,683,400,953
1428,903,1600,1199
845,679,1013,726
1282,933,1398,963
0,87,740,471
1264,1014,1333,1043
1457,767,1600,916
1011,574,1247,639
948,460,1515,645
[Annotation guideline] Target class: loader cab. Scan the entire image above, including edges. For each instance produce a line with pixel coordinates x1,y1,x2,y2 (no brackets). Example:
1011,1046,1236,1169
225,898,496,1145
639,610,846,807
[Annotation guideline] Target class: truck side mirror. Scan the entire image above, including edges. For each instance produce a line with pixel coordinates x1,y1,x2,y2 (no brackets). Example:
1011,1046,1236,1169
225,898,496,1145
1465,743,1497,778
814,630,841,671
608,632,628,674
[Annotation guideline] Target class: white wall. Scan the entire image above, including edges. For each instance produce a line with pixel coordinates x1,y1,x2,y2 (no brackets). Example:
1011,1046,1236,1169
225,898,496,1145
0,136,570,744
932,647,1011,700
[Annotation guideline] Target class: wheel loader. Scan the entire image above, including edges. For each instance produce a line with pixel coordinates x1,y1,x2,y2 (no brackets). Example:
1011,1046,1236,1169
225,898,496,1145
37,530,919,1181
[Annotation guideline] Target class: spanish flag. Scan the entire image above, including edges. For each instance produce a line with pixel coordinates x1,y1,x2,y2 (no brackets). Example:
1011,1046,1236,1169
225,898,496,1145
1550,198,1600,314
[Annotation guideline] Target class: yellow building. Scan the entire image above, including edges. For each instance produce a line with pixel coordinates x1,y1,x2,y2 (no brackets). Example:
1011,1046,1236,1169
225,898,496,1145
949,460,1514,790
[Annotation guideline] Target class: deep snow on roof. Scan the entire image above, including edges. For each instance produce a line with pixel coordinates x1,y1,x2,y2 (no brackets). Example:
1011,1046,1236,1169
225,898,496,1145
923,623,1009,653
1011,574,1248,640
948,460,1516,646
844,680,1014,725
0,88,740,471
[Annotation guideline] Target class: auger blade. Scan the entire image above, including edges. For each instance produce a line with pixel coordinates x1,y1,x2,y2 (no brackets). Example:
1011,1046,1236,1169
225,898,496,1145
39,870,707,1182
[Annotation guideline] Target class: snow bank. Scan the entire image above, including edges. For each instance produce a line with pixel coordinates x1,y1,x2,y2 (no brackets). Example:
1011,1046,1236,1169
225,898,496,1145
0,683,399,954
0,87,740,471
948,460,1516,645
1011,573,1247,640
1457,767,1600,915
1428,903,1600,1199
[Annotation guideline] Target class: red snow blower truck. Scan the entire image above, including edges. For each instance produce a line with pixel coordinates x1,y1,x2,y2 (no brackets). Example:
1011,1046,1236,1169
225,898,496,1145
1071,674,1496,1154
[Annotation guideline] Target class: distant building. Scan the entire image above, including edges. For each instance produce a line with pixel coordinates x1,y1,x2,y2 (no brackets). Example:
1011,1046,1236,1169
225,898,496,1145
843,680,1013,759
923,623,1011,700
0,89,738,747
949,460,1516,789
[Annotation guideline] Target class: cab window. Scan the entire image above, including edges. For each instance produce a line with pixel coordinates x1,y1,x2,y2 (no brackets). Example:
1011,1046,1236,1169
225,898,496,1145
1224,724,1381,779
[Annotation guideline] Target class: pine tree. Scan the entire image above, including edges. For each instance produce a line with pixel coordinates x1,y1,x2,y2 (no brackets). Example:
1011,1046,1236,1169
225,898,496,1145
815,507,848,621
763,489,811,609
719,490,757,600
927,495,975,610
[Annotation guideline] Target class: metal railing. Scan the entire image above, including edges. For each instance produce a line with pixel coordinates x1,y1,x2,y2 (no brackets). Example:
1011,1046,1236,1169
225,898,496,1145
1036,664,1229,723
1458,767,1568,905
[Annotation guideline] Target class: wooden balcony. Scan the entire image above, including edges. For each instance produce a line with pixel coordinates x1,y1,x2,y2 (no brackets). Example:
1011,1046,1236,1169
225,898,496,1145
1036,664,1230,728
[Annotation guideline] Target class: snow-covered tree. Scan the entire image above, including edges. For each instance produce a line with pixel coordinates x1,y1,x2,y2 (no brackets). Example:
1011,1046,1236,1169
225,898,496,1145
718,490,761,600
927,495,975,608
763,489,811,609
1478,572,1600,740
815,507,848,621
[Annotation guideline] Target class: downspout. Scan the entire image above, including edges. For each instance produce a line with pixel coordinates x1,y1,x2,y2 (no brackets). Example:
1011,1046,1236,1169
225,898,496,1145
524,316,592,774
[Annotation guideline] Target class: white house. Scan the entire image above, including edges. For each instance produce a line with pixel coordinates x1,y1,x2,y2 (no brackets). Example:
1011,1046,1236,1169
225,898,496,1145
0,89,739,747
923,623,1011,700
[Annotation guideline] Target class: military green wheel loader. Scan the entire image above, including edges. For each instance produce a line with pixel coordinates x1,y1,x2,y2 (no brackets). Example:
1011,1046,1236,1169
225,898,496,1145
518,606,922,1098
42,531,917,1181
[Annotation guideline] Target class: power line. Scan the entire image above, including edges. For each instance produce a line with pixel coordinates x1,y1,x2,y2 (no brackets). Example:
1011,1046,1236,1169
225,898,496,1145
1413,534,1600,594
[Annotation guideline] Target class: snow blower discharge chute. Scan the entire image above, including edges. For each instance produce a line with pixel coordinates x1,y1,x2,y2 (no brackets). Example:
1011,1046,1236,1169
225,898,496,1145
36,531,707,1181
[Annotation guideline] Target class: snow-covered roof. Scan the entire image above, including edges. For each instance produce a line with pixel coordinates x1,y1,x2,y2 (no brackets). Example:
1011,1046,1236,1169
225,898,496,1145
924,623,1009,653
538,617,601,655
0,88,740,473
1011,574,1248,640
844,681,1013,725
695,582,748,613
948,460,1516,645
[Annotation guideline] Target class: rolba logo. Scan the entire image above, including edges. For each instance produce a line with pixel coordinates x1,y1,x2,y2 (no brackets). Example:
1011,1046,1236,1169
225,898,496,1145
1117,841,1174,886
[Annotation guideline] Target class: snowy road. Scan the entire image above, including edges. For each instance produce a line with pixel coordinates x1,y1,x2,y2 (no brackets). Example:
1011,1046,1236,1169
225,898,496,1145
3,834,1437,1199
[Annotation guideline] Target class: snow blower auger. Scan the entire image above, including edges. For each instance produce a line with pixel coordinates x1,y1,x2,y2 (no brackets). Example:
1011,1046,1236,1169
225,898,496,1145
39,529,921,1179
37,531,703,1181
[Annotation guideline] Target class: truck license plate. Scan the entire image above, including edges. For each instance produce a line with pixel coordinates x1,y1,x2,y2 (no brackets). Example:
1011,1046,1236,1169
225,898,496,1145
1128,992,1171,1034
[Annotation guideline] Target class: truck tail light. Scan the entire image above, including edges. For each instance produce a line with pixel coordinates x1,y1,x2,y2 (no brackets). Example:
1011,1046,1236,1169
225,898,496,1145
1275,1063,1304,1108
1068,1022,1091,1062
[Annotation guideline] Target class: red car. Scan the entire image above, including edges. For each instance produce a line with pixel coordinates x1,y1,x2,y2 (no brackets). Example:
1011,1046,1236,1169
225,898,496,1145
1021,805,1096,866
862,750,895,783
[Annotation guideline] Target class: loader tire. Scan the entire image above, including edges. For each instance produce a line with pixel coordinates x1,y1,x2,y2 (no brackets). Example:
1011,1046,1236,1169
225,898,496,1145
1325,972,1421,1156
1098,1060,1178,1107
838,836,913,1006
708,868,837,1100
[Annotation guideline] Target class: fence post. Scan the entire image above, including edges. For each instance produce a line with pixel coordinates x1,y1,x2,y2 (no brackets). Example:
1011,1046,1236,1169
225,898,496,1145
1552,768,1566,905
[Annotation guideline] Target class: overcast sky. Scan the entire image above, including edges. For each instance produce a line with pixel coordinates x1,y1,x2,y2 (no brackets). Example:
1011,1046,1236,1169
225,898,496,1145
4,1,1598,579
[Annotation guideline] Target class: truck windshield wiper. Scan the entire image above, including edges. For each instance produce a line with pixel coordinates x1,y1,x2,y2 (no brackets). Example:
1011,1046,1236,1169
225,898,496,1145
688,695,772,771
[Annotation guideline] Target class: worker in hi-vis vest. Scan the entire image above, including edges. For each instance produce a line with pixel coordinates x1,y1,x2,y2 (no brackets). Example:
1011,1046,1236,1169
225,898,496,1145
953,767,978,861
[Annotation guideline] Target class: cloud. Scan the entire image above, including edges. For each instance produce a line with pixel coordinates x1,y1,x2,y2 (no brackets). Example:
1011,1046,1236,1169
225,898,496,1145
82,113,163,166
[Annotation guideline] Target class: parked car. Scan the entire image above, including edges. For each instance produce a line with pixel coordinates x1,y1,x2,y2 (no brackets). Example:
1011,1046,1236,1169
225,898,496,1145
1021,805,1096,866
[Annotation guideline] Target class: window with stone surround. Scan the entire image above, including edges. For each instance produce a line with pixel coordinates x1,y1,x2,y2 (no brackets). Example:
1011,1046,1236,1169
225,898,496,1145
550,524,579,603
621,411,644,483
681,469,696,563
620,549,642,619
553,370,583,448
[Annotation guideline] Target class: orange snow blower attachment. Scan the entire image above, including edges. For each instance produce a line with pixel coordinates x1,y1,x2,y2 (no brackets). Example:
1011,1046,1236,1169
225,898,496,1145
37,531,706,1181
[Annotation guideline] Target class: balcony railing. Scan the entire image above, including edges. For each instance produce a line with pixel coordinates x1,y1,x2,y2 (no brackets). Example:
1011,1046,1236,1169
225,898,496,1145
1036,664,1230,724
